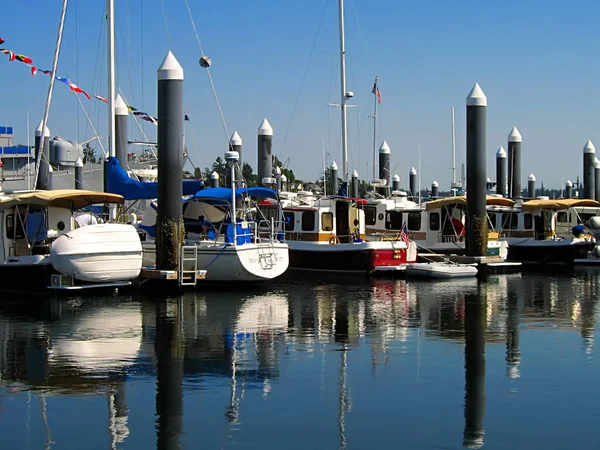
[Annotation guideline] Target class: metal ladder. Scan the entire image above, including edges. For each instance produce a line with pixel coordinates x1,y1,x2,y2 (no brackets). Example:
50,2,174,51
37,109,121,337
179,245,199,286
256,240,276,270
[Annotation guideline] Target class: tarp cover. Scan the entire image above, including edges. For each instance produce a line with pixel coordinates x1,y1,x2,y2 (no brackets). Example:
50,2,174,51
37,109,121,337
192,187,278,202
105,157,203,200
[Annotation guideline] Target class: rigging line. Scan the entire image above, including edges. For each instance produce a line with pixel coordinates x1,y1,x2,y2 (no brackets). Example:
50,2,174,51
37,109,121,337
327,23,337,165
77,94,108,158
348,0,371,64
140,0,144,110
85,3,104,143
277,0,330,161
182,0,230,143
159,0,173,49
118,89,157,160
34,0,69,190
117,23,139,107
75,0,80,144
185,108,201,169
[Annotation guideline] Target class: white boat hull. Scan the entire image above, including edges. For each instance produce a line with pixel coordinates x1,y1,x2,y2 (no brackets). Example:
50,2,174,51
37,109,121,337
405,262,478,279
51,224,143,283
143,242,289,282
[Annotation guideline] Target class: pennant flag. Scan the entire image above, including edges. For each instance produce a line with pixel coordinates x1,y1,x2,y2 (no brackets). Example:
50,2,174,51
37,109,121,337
371,80,381,104
184,114,190,121
94,94,108,103
0,49,15,61
127,105,137,112
0,38,4,45
67,81,91,99
40,69,52,75
30,66,36,76
15,54,32,65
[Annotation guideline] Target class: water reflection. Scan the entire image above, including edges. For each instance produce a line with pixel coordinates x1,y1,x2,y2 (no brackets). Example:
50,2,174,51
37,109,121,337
0,272,598,449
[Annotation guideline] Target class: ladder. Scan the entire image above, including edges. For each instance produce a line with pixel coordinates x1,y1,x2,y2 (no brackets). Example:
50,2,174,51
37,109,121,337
179,245,199,286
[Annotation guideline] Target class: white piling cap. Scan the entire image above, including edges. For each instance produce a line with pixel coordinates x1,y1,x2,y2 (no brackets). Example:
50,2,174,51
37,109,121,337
528,173,536,181
115,94,129,116
75,157,83,167
48,165,54,173
275,165,281,175
379,141,391,154
35,121,50,137
410,167,417,175
497,146,507,157
432,180,439,187
508,127,522,143
595,158,600,169
486,177,492,182
230,131,242,146
281,173,287,181
331,161,338,170
258,118,273,136
211,171,219,179
392,174,400,182
584,140,596,154
352,170,359,178
466,83,487,107
566,180,572,186
157,51,184,81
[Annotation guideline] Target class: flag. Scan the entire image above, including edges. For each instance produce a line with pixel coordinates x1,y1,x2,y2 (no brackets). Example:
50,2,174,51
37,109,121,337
15,54,32,65
371,80,381,104
30,66,36,76
40,69,52,75
0,38,4,45
0,49,15,61
399,222,410,244
184,114,190,121
94,94,108,103
127,105,137,112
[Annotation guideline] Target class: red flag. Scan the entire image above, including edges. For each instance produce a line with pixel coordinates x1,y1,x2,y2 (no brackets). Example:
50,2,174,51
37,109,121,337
0,49,15,61
30,66,37,76
68,81,91,99
0,38,4,45
15,54,32,65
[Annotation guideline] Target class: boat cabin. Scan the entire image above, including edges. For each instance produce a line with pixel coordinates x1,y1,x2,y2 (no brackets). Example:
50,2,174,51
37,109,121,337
0,190,124,262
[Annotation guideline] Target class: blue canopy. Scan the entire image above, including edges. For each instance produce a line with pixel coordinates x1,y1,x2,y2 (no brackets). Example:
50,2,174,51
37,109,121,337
191,187,278,203
105,157,203,200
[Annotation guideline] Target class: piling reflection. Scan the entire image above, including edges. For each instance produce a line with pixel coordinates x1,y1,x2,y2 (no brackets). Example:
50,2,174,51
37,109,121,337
463,287,486,449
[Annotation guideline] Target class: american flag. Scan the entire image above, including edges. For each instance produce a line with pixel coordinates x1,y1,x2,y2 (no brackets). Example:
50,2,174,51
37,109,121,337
371,79,382,104
399,223,410,245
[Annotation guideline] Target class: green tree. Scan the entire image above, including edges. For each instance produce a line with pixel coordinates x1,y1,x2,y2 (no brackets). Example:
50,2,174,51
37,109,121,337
83,143,96,164
272,155,296,183
241,162,257,185
194,167,202,179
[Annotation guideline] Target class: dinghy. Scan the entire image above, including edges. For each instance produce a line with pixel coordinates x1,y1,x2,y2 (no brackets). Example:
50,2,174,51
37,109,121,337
405,262,477,279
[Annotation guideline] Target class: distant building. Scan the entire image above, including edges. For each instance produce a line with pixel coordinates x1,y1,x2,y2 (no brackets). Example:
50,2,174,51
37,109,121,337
0,126,33,173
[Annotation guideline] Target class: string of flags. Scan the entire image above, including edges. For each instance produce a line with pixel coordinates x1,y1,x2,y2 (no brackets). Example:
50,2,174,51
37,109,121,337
0,35,158,125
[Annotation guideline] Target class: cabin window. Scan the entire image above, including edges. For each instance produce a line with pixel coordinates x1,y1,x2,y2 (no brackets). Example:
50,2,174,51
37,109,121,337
385,211,403,230
365,206,377,225
557,212,570,223
501,213,518,230
283,212,295,231
429,212,440,231
321,212,334,231
5,214,14,239
301,211,316,231
524,213,533,229
408,212,421,231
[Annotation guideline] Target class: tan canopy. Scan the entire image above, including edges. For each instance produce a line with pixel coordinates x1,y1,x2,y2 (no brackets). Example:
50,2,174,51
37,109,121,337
425,195,515,211
522,198,600,210
0,190,124,211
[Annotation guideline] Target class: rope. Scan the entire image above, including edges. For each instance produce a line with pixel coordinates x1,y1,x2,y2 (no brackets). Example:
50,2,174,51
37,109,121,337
75,0,80,144
183,0,230,144
159,0,173,49
34,0,69,190
76,94,107,158
277,0,330,161
140,0,144,110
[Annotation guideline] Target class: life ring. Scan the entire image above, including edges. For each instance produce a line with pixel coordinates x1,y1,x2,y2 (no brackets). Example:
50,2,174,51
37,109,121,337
329,235,340,245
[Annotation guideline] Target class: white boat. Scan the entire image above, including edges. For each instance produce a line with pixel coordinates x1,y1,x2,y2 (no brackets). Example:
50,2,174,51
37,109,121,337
405,262,478,279
138,185,289,283
0,189,143,291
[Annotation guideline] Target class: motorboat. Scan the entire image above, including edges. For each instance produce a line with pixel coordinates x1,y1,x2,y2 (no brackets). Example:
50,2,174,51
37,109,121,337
405,262,478,279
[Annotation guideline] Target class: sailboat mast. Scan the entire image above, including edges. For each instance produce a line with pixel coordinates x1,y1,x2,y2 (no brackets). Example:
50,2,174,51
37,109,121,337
107,0,116,162
451,106,456,184
372,77,378,180
338,0,348,184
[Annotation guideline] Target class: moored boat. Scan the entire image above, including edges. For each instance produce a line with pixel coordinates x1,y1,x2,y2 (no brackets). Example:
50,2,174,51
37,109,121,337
405,262,478,279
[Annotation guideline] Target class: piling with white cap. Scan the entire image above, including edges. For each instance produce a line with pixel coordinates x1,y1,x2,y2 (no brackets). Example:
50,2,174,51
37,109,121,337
281,173,288,192
507,127,522,199
350,170,359,198
594,158,600,201
466,83,488,257
229,131,243,186
257,119,273,186
584,140,596,200
331,161,339,195
210,171,219,188
431,180,439,199
115,94,129,170
378,141,391,187
528,173,536,199
409,167,417,201
496,146,507,197
565,180,573,199
156,51,184,271
75,157,84,190
34,120,51,190
275,166,282,192
392,174,401,192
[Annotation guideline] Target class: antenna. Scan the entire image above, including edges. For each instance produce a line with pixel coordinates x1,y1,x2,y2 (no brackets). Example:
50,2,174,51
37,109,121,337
451,106,456,184
418,140,421,204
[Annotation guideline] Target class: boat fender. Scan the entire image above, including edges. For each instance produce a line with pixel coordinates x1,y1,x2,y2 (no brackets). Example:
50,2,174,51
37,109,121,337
329,235,339,245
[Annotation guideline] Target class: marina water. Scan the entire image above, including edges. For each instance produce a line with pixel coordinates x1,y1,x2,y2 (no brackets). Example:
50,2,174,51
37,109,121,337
1,272,599,449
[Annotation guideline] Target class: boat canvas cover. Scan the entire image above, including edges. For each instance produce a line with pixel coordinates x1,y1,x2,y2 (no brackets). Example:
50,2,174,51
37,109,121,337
0,189,125,210
425,195,515,210
191,187,279,204
522,199,600,210
105,157,203,200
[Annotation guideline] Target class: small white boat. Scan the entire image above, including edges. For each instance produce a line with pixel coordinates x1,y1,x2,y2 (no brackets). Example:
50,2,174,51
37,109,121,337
405,262,477,279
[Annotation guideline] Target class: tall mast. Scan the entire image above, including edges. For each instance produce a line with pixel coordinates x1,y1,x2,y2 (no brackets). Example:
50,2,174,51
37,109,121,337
372,77,378,180
451,106,456,184
107,0,116,163
338,0,348,183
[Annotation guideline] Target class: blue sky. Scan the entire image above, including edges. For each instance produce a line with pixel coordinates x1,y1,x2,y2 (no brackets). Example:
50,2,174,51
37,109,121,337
1,0,600,189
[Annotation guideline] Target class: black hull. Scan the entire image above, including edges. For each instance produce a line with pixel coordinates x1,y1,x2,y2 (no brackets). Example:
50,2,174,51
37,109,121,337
288,248,407,273
0,264,57,295
507,241,594,265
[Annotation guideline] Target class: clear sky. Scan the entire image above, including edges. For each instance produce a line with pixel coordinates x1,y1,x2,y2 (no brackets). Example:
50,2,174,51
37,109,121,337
1,0,599,190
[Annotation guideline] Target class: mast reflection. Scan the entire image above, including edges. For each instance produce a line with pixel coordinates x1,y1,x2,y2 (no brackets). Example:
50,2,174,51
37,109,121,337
463,288,486,448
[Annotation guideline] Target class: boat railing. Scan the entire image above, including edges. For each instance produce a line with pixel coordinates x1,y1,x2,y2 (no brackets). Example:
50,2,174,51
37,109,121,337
250,219,285,243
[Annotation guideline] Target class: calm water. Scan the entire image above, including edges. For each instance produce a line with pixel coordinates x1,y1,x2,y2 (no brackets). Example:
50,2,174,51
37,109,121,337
1,270,600,450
